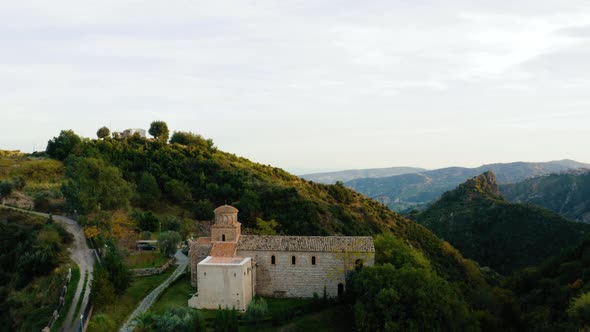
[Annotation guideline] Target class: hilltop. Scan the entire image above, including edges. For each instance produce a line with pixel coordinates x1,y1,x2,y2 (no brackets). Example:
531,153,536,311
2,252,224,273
345,160,590,211
414,171,590,274
32,128,494,283
502,170,590,222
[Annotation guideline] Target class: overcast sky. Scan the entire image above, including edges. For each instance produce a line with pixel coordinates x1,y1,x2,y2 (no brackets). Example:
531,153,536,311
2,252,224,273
2,1,590,174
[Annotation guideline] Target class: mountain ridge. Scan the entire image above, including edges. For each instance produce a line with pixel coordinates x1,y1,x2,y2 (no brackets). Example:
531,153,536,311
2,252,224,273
414,171,590,274
345,159,590,211
501,169,590,222
300,166,426,184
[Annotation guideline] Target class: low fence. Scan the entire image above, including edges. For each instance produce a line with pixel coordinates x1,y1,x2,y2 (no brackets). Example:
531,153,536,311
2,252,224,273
42,268,73,332
130,258,177,277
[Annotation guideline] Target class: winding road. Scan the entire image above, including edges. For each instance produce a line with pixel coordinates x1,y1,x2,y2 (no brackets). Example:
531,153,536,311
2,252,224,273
1,206,94,332
119,250,188,332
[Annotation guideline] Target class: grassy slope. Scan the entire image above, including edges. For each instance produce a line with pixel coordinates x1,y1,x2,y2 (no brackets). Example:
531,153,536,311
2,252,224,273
127,252,169,269
415,172,590,274
149,271,193,314
0,153,65,211
87,269,175,332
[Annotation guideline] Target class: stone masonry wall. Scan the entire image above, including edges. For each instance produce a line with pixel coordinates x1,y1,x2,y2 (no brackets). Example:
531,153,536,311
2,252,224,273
211,226,240,242
189,241,212,287
237,250,374,298
130,258,176,277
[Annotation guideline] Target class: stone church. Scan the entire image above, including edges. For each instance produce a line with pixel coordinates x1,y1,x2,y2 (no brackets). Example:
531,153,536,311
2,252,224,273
188,205,375,311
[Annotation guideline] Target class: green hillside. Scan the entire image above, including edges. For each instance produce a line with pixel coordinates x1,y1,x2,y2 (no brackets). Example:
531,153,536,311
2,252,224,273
45,128,482,276
0,208,74,331
40,126,516,330
414,171,590,274
505,237,590,331
502,170,590,222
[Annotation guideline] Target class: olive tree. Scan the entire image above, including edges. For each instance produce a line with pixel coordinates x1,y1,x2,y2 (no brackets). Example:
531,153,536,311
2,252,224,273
158,231,181,257
148,121,170,143
96,126,110,139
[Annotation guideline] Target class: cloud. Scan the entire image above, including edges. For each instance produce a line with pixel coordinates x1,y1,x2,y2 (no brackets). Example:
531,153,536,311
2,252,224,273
1,1,590,169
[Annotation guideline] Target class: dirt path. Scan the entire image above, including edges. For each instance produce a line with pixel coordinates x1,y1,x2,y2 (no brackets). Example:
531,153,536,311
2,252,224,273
119,250,188,332
0,206,94,332
54,214,95,332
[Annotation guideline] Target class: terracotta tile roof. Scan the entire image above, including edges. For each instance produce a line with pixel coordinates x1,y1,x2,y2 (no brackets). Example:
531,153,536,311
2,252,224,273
209,242,237,257
237,236,374,253
197,237,211,244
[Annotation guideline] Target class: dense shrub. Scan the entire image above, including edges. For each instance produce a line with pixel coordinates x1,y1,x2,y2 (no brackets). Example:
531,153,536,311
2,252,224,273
136,172,161,207
568,292,590,327
213,306,238,332
243,298,268,325
102,242,131,294
62,156,132,213
194,200,214,220
349,264,478,332
132,210,160,232
136,306,206,332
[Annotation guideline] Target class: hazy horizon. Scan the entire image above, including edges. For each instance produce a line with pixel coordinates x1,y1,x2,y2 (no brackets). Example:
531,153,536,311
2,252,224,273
2,1,590,173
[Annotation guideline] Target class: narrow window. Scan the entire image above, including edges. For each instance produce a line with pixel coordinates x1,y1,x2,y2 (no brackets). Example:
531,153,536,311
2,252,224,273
291,256,296,265
338,283,344,297
355,259,364,271
271,255,276,265
222,234,226,242
312,256,316,265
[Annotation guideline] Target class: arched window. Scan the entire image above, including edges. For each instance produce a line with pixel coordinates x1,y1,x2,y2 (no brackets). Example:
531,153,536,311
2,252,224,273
311,256,316,265
291,256,296,265
271,255,276,265
338,283,344,297
222,234,226,242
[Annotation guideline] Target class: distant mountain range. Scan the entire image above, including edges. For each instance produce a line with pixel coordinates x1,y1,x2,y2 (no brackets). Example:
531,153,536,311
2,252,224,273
342,159,590,212
413,171,590,274
501,169,590,222
300,166,427,184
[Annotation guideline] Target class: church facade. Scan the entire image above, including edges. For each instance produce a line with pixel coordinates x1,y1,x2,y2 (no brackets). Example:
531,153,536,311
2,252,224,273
188,205,375,311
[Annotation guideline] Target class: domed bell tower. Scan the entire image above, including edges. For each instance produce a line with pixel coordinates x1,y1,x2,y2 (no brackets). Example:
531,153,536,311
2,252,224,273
211,205,241,242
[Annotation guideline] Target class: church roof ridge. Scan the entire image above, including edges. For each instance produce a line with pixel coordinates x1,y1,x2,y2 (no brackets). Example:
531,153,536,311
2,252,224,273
237,235,374,253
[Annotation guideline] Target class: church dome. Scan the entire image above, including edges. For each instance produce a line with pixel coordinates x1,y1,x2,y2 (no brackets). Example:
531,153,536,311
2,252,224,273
214,205,239,214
